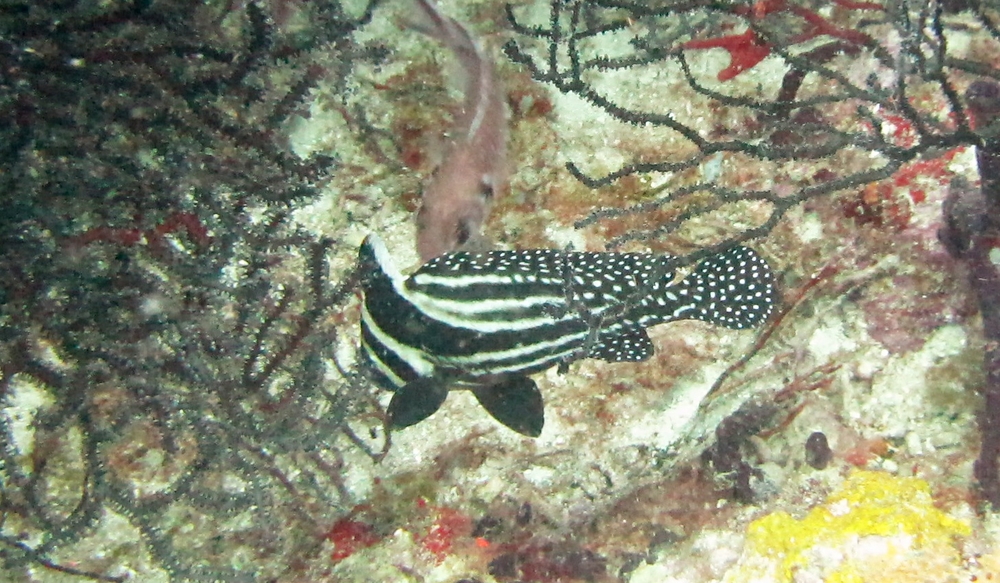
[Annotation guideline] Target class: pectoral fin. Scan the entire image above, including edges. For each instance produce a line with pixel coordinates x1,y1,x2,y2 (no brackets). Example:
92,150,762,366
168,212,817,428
471,376,544,437
387,377,450,430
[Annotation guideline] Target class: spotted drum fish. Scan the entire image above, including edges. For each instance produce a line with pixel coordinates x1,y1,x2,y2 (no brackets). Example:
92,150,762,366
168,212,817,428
408,0,509,261
358,234,777,437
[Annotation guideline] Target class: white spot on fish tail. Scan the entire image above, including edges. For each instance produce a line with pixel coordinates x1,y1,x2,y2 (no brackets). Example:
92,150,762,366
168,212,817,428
672,305,693,317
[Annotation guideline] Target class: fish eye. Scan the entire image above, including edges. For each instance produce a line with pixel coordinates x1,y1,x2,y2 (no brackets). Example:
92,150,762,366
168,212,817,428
455,222,471,245
478,179,494,200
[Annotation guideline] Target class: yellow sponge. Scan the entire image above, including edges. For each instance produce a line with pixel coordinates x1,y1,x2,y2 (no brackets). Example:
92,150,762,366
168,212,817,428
736,470,970,583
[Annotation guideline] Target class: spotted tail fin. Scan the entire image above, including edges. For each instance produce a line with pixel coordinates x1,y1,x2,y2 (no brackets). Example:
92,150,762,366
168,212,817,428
680,245,776,329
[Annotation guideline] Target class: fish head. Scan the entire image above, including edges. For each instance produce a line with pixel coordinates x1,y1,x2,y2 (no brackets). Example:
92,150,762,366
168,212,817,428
415,162,496,260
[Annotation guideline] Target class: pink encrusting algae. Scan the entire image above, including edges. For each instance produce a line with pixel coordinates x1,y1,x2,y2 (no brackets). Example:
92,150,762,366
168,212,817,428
408,0,509,261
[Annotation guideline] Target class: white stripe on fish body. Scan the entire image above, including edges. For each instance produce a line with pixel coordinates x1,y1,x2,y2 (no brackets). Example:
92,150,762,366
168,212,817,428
403,251,665,331
409,0,499,144
360,236,593,381
437,328,592,373
411,272,565,287
360,303,433,375
409,0,509,261
403,288,637,334
404,294,569,333
466,40,493,141
435,317,651,374
358,234,777,393
360,303,434,379
360,335,407,387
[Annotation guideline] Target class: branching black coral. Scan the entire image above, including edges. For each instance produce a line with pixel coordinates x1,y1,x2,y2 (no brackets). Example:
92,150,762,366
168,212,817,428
504,0,989,258
506,0,1000,505
0,0,384,580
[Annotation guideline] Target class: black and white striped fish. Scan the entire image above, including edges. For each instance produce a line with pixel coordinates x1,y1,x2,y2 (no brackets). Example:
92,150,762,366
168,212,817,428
358,233,776,437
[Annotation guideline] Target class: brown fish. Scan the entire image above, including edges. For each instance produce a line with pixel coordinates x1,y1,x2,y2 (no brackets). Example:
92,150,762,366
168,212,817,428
409,0,509,261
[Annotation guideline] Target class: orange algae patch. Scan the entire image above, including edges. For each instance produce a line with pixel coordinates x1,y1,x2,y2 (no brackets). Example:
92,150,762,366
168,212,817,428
738,470,970,583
